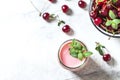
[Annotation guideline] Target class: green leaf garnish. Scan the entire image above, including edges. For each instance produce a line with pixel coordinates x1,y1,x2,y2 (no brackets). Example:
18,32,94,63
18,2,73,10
78,52,83,60
105,20,112,26
49,14,56,20
95,42,105,56
98,0,104,2
111,22,118,29
109,10,116,19
70,52,78,58
50,14,55,18
95,46,104,55
83,51,93,57
74,42,82,49
58,20,65,26
70,39,82,49
82,46,87,52
112,19,120,24
69,39,93,61
112,0,117,3
105,19,120,30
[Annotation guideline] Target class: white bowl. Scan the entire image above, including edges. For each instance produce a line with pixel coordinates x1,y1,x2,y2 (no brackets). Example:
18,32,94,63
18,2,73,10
89,0,120,38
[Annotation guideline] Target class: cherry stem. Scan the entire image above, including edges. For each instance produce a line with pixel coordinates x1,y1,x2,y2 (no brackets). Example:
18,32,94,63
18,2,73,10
111,3,118,10
95,42,100,45
55,15,65,23
29,0,42,15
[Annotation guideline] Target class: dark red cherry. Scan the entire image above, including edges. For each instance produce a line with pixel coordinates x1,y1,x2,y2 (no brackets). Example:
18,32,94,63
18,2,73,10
42,12,50,21
90,10,97,19
49,0,56,3
107,4,113,9
118,12,120,17
62,5,69,13
101,5,109,16
62,25,71,33
115,0,120,7
118,7,120,12
94,17,102,26
103,54,111,61
78,0,87,8
49,0,54,2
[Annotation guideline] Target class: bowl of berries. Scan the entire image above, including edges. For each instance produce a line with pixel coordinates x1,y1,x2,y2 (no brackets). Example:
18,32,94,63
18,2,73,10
89,0,120,38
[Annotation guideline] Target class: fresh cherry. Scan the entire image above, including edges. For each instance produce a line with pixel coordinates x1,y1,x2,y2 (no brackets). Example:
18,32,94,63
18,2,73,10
49,0,56,3
94,17,102,26
42,12,50,21
101,5,109,16
103,54,111,61
107,4,113,9
62,25,71,33
61,5,69,13
115,0,120,7
118,7,120,12
49,0,54,2
118,12,120,17
78,0,87,8
90,10,97,19
97,0,106,6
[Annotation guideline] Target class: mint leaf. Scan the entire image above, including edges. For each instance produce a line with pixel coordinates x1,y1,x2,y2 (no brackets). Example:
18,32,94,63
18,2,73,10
95,46,104,55
112,19,120,25
69,39,93,60
83,51,93,57
82,46,87,52
105,20,112,26
112,0,117,3
98,0,104,2
69,48,78,58
58,20,65,26
50,14,55,18
78,52,83,60
69,48,76,54
74,42,82,49
71,39,82,50
109,10,116,19
112,22,118,29
70,52,78,58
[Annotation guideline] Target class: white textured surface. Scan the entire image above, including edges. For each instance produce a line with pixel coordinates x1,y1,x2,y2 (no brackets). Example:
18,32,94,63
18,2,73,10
0,0,120,80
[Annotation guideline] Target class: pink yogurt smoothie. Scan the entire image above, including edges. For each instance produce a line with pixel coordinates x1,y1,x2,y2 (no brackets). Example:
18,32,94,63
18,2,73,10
59,40,86,68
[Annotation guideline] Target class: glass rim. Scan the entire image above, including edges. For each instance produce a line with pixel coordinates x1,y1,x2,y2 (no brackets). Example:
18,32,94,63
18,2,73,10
58,39,89,70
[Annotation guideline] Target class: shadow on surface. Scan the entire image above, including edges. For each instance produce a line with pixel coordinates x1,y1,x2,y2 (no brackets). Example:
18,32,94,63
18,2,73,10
66,9,73,16
51,0,57,3
66,28,74,36
69,58,113,80
107,57,117,67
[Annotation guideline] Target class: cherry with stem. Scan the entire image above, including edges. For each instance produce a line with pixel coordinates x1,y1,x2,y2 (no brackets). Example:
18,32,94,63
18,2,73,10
95,42,111,62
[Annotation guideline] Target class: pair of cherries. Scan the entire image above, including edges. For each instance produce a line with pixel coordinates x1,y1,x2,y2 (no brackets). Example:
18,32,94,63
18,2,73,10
42,12,71,33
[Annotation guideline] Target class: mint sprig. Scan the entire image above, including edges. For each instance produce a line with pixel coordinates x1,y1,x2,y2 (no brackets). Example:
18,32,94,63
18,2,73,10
95,42,105,55
105,10,120,30
105,19,120,30
112,0,117,3
109,10,116,19
58,20,65,26
69,39,93,60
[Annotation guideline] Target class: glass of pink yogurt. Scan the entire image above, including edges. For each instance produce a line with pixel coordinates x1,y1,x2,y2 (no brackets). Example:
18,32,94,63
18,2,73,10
58,39,89,71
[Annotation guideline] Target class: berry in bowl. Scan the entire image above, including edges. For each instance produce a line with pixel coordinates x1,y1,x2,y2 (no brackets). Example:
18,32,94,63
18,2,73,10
58,39,93,71
89,0,120,38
